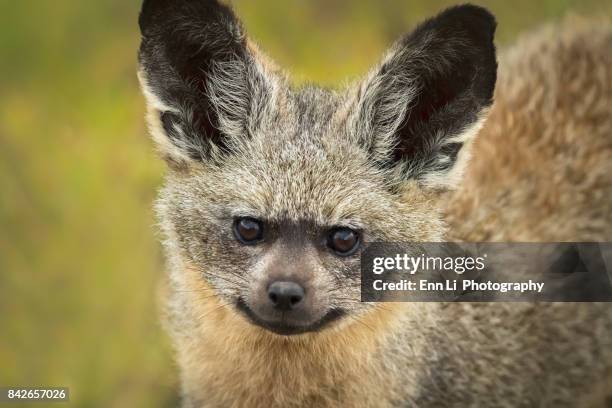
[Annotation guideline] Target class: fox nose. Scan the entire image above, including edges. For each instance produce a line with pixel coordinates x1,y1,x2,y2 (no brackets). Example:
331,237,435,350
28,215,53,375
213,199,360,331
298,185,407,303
267,281,305,311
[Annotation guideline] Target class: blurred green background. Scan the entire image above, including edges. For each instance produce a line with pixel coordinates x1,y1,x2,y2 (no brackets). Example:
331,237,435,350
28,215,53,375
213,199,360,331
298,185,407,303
1,0,611,406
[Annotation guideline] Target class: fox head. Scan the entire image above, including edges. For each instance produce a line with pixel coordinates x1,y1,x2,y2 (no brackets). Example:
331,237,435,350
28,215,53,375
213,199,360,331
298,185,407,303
138,0,496,336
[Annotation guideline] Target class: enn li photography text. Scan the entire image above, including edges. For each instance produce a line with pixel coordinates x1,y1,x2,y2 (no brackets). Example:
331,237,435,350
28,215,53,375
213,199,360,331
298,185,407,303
371,253,545,294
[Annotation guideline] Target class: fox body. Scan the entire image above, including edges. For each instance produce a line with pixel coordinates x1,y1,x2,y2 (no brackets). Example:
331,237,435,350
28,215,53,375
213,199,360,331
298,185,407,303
137,1,612,406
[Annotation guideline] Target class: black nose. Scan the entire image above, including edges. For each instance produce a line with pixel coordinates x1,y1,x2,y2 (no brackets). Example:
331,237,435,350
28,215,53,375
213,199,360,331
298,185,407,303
267,281,305,311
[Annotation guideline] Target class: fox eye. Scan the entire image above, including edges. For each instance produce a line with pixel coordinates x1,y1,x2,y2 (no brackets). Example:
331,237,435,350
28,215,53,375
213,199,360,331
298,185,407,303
234,217,264,245
327,227,360,256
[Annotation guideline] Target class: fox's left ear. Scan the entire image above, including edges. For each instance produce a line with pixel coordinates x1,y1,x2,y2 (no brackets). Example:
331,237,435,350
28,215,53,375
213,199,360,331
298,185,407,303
352,5,497,189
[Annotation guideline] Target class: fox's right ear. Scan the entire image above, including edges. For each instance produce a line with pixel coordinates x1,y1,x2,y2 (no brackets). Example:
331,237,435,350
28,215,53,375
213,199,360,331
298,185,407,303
138,0,276,168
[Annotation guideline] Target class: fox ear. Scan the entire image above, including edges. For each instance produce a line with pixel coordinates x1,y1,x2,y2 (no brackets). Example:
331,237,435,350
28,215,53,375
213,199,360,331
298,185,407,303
138,0,274,167
353,5,497,189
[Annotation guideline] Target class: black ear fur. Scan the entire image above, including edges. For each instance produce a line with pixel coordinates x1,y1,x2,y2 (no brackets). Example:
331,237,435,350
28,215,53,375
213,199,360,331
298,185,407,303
138,0,248,160
363,4,497,184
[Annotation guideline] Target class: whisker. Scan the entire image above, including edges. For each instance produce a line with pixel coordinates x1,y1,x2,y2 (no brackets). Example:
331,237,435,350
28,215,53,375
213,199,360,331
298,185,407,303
199,270,245,288
224,270,249,283
343,314,376,334
172,292,226,301
195,301,236,321
172,288,216,293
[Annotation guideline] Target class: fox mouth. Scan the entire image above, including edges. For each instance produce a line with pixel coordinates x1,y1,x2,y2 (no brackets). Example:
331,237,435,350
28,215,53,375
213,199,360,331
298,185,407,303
236,298,345,335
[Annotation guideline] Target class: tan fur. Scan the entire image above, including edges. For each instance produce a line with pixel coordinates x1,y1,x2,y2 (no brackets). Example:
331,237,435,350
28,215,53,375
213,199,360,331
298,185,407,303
173,258,424,407
446,16,612,241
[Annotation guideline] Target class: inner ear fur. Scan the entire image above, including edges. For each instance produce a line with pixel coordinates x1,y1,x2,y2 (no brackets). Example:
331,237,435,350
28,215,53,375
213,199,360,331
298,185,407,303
354,4,497,189
138,0,275,167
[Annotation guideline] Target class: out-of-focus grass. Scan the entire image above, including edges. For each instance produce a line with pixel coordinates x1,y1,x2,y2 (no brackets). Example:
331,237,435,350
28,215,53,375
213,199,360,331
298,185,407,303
0,1,610,407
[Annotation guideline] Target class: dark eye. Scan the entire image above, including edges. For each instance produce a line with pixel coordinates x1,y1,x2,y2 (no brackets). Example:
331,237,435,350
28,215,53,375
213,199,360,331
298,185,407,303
233,217,264,245
327,227,360,256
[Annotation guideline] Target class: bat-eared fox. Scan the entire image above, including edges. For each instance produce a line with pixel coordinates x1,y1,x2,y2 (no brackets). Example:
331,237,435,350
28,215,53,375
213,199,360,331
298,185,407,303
138,0,612,406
